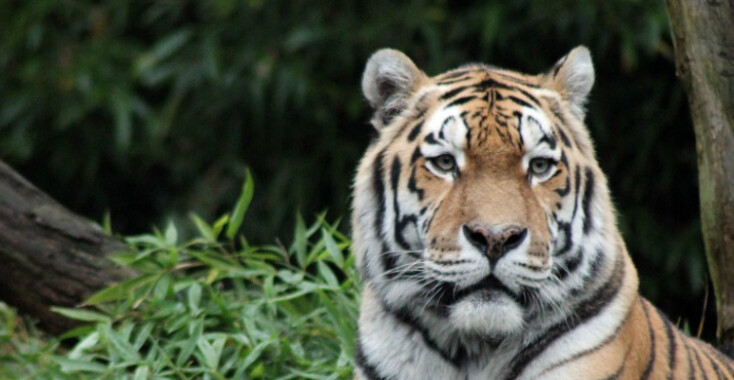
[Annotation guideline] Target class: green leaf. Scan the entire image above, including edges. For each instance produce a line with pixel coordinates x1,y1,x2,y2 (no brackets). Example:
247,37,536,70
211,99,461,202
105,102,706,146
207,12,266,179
108,251,141,266
133,323,154,350
277,270,304,284
238,341,273,373
248,363,265,378
212,214,230,240
58,325,96,341
153,274,171,300
322,228,344,267
165,221,178,246
126,234,166,248
266,286,323,303
293,213,307,268
317,261,339,288
54,357,107,373
84,274,159,305
135,30,192,78
50,307,110,323
134,366,149,380
176,319,202,367
263,275,275,299
190,251,245,275
188,283,202,311
103,211,113,234
305,238,326,266
190,213,215,242
111,88,133,152
151,30,192,60
101,323,141,362
68,332,100,359
198,335,226,369
227,170,254,240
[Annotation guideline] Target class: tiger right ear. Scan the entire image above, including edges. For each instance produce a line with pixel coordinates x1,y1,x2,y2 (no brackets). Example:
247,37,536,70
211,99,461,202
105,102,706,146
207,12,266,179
362,49,427,127
544,46,595,119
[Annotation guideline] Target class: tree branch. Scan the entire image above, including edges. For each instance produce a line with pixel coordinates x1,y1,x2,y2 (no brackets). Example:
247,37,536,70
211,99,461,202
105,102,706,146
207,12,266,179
0,160,134,334
666,0,734,354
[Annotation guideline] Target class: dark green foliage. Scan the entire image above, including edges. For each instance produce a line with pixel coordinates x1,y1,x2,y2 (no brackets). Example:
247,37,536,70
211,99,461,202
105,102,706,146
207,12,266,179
0,177,358,378
0,1,709,335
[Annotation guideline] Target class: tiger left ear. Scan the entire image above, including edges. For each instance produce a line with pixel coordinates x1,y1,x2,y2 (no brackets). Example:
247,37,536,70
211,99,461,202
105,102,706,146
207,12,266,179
544,46,595,118
362,49,427,127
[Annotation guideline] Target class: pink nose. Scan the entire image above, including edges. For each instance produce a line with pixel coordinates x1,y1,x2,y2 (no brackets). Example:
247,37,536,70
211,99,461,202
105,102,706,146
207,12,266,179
462,224,528,260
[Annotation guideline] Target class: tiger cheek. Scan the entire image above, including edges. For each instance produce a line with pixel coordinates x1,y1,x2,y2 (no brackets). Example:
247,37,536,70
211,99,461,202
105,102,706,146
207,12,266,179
543,165,570,208
524,188,550,248
417,164,448,203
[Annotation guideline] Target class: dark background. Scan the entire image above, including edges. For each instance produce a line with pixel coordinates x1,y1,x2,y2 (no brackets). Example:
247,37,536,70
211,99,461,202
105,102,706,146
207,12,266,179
0,1,710,336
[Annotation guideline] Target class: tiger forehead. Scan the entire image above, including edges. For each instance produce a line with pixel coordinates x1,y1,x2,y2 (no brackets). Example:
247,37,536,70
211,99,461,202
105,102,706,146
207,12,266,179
415,68,555,152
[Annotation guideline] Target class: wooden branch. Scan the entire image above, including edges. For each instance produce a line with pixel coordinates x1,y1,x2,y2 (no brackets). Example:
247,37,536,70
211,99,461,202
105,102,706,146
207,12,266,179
665,0,734,354
0,160,134,334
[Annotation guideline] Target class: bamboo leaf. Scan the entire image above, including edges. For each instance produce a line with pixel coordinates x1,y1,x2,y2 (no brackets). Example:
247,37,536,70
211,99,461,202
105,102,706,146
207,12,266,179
322,228,344,267
84,274,159,305
227,170,254,240
50,307,110,323
293,213,307,268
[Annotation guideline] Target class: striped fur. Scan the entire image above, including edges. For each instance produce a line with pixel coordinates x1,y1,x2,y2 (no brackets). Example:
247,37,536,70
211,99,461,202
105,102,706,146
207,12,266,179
351,46,733,380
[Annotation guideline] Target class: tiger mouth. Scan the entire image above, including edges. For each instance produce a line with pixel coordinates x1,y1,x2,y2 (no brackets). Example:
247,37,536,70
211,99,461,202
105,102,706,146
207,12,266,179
434,275,524,307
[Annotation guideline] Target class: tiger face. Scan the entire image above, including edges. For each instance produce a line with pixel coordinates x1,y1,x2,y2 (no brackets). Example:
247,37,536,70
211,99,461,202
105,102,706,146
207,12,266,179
353,47,618,340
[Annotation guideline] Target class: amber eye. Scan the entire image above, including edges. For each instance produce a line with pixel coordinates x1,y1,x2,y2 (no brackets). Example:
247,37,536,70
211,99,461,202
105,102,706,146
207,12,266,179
430,154,457,173
529,157,554,176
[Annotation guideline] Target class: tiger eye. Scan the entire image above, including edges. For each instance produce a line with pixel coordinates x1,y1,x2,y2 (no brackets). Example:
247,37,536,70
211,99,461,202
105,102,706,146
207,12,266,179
529,158,553,176
431,154,457,172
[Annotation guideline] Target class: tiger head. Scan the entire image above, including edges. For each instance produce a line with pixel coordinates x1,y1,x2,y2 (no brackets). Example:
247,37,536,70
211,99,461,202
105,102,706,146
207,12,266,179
352,47,630,340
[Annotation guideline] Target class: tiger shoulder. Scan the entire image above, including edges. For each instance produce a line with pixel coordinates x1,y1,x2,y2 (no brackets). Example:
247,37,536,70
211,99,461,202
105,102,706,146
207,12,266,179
350,46,734,379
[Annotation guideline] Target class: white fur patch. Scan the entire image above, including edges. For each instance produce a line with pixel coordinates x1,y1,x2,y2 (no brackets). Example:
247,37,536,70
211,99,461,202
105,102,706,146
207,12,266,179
450,293,525,335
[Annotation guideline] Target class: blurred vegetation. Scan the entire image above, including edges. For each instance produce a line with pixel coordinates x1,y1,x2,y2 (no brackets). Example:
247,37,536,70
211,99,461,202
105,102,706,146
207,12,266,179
0,1,709,335
0,178,358,379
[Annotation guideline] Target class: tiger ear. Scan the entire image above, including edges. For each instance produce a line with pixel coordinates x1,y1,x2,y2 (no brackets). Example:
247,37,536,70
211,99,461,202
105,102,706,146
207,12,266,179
362,49,427,127
544,46,595,118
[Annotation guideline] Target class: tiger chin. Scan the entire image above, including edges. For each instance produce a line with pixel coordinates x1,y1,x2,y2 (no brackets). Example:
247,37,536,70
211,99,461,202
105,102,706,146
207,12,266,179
351,46,734,380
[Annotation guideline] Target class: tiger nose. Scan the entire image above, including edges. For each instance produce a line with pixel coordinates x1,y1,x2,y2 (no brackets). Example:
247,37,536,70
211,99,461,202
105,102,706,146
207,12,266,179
462,224,528,261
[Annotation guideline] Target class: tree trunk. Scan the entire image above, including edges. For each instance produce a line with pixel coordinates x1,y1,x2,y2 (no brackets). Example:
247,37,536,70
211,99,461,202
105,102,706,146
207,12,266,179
0,160,134,334
665,0,734,354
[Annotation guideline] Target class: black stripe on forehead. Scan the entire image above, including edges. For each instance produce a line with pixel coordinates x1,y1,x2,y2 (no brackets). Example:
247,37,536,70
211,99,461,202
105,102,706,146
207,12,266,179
476,77,542,108
410,146,421,164
407,120,424,142
492,70,540,88
460,111,472,149
538,134,557,150
445,95,478,108
436,68,479,82
439,85,471,101
525,115,557,150
438,73,543,117
424,133,440,145
508,96,532,108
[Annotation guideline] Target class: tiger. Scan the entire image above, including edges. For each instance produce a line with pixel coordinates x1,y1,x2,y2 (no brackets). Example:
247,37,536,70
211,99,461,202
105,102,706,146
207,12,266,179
350,46,734,380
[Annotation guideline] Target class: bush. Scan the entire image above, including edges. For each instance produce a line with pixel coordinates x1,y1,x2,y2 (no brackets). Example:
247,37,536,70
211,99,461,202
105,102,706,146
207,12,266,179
0,176,358,379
